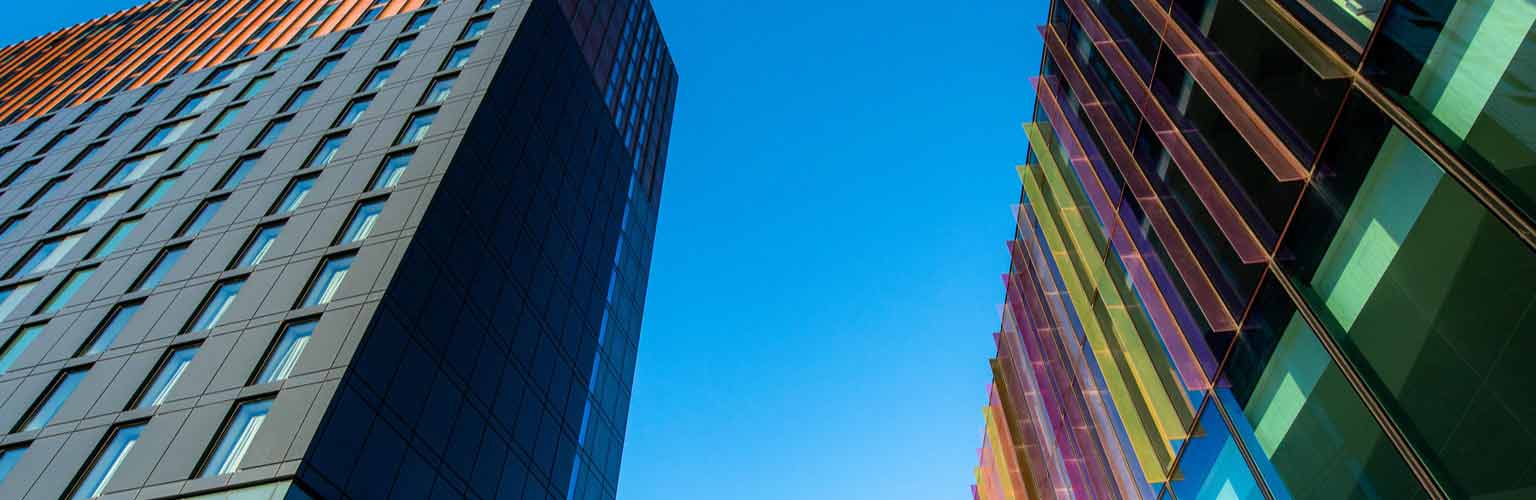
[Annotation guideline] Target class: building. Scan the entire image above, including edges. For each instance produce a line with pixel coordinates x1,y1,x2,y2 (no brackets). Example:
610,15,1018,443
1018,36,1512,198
0,0,675,498
975,0,1536,497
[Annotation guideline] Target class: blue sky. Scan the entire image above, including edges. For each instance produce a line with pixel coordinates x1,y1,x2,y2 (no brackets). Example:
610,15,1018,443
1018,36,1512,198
1,0,1047,497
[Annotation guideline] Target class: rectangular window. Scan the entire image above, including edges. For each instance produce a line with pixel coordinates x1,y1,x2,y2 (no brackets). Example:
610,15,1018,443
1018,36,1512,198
131,245,186,292
478,0,501,11
21,176,66,210
235,223,284,268
170,138,213,171
442,43,475,70
218,156,259,190
256,319,317,383
265,47,297,70
250,117,290,148
64,142,106,171
373,150,413,189
0,216,25,243
334,29,364,51
280,85,317,113
74,101,109,124
178,197,225,237
383,36,414,60
0,282,37,321
301,254,353,307
0,160,35,188
461,16,490,40
199,398,273,477
80,302,141,356
307,134,346,168
188,279,243,332
422,74,456,105
0,444,26,484
36,128,75,155
202,61,251,87
405,10,433,31
272,176,316,214
138,119,194,150
67,423,143,500
131,176,178,211
100,110,137,138
396,110,436,145
11,116,50,141
16,368,88,432
133,345,198,409
136,83,169,105
100,154,160,188
335,96,372,127
206,104,243,133
308,55,341,81
88,218,140,259
360,65,394,92
339,199,386,244
57,190,126,231
8,233,83,278
170,89,224,119
0,323,43,374
38,267,94,315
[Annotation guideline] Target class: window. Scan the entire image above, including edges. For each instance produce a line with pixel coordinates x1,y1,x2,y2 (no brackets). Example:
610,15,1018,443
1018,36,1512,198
17,368,88,432
206,104,243,133
170,89,225,119
80,302,140,356
0,323,43,374
0,160,34,188
199,398,273,477
74,101,109,124
21,176,66,209
34,128,75,156
138,119,194,150
38,267,94,315
373,150,413,189
136,83,169,105
100,154,159,188
219,156,259,190
178,197,225,237
132,246,186,292
334,29,364,51
307,134,346,168
131,176,178,211
272,176,316,214
383,36,415,60
67,423,143,500
308,55,341,81
235,223,284,268
360,64,394,92
57,190,126,231
64,142,106,171
11,116,50,141
405,10,434,31
188,279,243,332
8,233,83,278
339,199,386,244
250,117,290,148
461,16,491,40
202,61,251,87
478,0,501,11
358,4,384,24
0,444,26,484
256,319,316,383
236,74,272,101
422,74,456,105
170,138,214,171
442,43,475,70
396,110,436,145
88,218,140,259
0,216,25,243
133,345,198,409
301,254,353,307
280,85,318,113
265,47,297,70
100,110,137,138
335,96,373,127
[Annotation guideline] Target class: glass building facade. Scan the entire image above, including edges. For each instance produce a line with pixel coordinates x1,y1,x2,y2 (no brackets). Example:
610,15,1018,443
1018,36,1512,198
973,0,1536,498
0,0,675,499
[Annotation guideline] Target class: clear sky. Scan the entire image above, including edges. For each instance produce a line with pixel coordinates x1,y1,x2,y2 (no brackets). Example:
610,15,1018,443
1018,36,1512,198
0,0,1048,498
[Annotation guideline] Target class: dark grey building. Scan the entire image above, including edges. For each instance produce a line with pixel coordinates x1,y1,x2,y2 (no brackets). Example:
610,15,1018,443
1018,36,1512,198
0,0,676,498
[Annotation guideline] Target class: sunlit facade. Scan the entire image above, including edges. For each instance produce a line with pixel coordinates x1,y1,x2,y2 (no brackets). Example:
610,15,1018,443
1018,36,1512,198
975,0,1536,497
